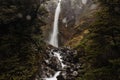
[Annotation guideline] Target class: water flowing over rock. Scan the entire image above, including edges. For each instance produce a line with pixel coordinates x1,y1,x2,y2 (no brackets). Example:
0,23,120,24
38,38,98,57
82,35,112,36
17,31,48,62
49,0,61,47
35,47,81,80
43,0,95,46
36,0,90,80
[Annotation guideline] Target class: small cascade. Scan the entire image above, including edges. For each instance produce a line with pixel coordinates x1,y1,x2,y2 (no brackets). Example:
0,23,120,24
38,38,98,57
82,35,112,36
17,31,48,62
53,52,66,68
49,0,61,47
43,49,66,80
44,71,61,80
36,47,81,80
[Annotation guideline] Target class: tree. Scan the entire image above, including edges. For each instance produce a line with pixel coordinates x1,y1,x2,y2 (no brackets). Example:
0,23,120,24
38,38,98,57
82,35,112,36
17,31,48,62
0,0,48,80
77,0,120,80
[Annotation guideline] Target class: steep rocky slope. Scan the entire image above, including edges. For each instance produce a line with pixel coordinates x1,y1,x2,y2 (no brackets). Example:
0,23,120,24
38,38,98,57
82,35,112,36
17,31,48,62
42,0,97,46
65,8,98,48
66,0,120,80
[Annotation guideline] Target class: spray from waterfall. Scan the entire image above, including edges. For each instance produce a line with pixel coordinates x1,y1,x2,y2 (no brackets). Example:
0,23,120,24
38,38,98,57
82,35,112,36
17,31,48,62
49,0,61,47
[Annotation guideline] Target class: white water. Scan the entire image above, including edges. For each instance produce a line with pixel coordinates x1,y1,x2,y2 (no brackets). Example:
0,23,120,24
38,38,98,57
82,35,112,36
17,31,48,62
82,0,87,4
49,0,61,47
44,71,61,80
45,0,63,80
44,51,66,80
54,52,66,68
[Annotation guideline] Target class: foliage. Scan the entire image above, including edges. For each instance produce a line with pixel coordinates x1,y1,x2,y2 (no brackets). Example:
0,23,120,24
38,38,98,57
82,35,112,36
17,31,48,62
0,0,48,80
75,0,120,80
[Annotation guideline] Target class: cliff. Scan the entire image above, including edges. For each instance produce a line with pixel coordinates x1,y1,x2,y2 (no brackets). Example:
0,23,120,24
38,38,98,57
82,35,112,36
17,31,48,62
42,0,97,46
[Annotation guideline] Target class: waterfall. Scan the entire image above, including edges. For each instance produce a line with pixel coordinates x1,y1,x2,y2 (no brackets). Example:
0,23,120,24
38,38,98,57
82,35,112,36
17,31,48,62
49,0,61,47
42,1,63,80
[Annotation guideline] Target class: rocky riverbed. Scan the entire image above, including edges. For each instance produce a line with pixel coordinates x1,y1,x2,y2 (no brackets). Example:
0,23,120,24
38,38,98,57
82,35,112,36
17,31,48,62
35,47,82,80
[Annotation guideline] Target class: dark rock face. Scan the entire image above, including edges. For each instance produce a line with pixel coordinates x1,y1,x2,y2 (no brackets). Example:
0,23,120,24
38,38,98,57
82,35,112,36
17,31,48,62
36,47,81,80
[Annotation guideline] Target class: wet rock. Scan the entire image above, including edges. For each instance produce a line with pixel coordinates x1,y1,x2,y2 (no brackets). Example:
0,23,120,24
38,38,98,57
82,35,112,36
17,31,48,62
57,75,65,80
72,71,78,76
49,56,61,70
37,47,81,80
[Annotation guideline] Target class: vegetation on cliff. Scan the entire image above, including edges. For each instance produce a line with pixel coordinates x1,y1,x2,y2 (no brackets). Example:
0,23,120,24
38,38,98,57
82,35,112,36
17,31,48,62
0,0,48,79
72,0,120,80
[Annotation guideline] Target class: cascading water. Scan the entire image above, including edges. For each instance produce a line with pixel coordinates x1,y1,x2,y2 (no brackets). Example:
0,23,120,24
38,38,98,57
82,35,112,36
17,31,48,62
49,0,61,47
34,0,90,80
44,71,61,80
43,0,64,80
82,0,87,4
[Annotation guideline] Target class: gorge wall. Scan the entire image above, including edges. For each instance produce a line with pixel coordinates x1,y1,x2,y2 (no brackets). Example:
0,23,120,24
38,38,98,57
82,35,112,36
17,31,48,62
42,0,97,46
